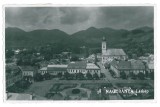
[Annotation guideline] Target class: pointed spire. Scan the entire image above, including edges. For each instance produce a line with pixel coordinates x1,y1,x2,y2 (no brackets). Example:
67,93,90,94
102,36,106,41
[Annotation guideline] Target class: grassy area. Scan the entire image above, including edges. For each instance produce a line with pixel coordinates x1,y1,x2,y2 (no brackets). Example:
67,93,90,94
25,79,56,97
49,83,77,92
81,83,113,90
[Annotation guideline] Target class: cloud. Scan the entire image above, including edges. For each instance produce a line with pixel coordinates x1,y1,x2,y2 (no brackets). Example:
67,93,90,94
59,7,91,25
5,6,154,34
95,6,154,29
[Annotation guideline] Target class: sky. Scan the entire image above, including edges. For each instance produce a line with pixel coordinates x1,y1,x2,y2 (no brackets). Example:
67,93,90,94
5,6,154,34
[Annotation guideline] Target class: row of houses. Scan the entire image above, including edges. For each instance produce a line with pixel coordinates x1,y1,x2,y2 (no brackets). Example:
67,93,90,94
109,59,151,77
40,61,101,76
6,61,100,88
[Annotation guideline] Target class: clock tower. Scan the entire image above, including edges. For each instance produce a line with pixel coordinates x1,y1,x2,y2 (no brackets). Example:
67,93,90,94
102,36,107,54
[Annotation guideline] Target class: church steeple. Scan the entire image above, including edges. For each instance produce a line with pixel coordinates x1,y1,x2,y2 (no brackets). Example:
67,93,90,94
102,36,106,41
102,36,107,54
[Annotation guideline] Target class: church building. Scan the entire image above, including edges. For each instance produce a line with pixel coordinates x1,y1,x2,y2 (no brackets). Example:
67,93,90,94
101,37,128,65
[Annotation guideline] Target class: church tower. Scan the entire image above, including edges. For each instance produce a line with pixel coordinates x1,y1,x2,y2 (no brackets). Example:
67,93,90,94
102,36,107,55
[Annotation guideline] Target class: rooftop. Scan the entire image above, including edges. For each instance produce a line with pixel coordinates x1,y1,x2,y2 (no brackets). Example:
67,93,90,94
48,65,67,68
110,60,145,70
104,49,126,56
86,63,100,69
20,66,37,72
47,64,67,71
40,67,47,71
67,61,87,69
117,61,131,69
130,60,145,69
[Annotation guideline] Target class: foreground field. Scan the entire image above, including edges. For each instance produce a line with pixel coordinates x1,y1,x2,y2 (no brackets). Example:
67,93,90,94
24,79,154,100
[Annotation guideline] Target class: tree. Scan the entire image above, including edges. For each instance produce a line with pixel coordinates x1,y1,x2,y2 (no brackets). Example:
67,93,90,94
34,73,44,81
43,73,52,80
109,69,116,77
6,50,14,58
70,56,79,61
149,72,154,80
100,73,105,78
130,72,137,80
57,72,63,78
86,72,93,80
93,73,99,80
64,72,71,80
76,72,85,80
120,71,127,79
137,72,145,80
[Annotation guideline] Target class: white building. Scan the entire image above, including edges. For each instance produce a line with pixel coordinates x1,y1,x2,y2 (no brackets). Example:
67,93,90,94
86,63,100,76
110,60,146,77
67,61,87,74
20,66,38,77
101,37,127,65
47,65,67,75
67,61,100,76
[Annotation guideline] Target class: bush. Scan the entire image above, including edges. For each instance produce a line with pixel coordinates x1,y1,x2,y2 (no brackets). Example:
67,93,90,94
34,73,44,81
43,73,52,80
86,72,93,80
120,71,127,79
72,89,80,94
138,72,145,80
149,72,154,80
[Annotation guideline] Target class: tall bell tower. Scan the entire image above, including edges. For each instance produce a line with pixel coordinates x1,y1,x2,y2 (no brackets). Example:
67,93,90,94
102,36,107,55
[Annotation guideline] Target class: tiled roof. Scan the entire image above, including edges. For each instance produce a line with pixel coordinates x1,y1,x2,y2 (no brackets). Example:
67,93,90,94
40,67,47,71
110,60,118,67
47,64,67,71
130,60,145,69
67,61,87,69
86,63,100,70
20,66,37,72
117,61,131,69
111,60,145,70
105,49,126,56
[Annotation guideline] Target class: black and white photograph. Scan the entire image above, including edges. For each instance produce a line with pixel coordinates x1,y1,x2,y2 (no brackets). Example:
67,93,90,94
4,6,154,100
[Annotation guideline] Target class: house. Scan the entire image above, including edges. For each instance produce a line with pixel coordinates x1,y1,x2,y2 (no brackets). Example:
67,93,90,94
39,67,47,75
14,49,20,55
6,64,22,87
96,53,102,61
20,66,38,77
86,54,95,63
67,61,100,76
110,60,146,77
101,37,127,65
67,61,87,74
147,62,154,73
86,63,100,76
47,64,67,75
130,60,146,75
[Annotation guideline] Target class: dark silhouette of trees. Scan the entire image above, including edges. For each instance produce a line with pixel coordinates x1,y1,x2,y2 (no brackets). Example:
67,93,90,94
120,71,127,79
86,72,93,80
138,72,145,80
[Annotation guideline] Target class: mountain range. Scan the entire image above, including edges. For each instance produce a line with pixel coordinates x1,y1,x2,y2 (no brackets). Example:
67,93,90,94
5,26,154,54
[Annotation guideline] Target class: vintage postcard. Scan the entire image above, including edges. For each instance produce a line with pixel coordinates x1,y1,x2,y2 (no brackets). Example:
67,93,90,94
4,5,154,101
